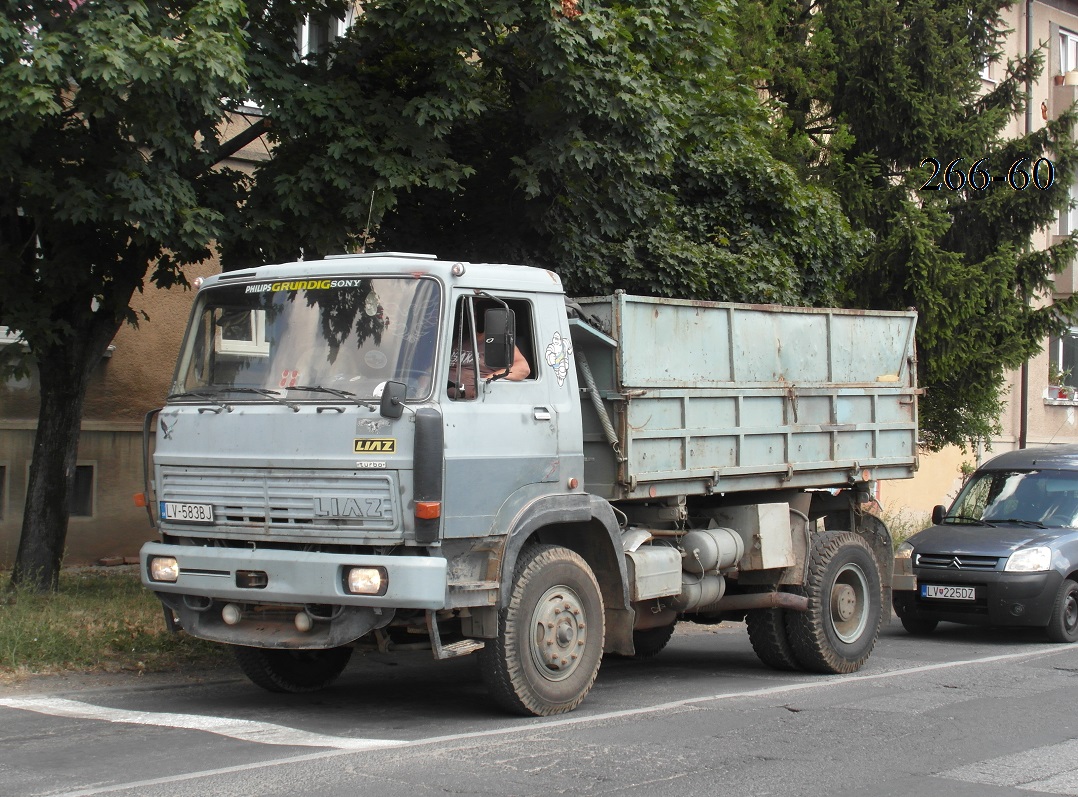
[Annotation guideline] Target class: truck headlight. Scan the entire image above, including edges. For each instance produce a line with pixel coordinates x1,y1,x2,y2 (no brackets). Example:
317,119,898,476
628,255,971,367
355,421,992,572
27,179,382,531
895,542,914,560
1005,546,1052,572
149,556,180,583
344,566,388,596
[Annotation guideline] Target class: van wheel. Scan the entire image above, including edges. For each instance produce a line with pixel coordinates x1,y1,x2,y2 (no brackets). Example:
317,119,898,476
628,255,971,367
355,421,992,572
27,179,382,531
479,545,605,716
1046,578,1078,643
787,531,882,674
899,614,938,636
232,645,353,693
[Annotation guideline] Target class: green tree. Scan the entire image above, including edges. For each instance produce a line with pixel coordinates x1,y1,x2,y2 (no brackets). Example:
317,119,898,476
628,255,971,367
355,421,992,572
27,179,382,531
734,0,1078,449
223,0,861,304
0,0,250,590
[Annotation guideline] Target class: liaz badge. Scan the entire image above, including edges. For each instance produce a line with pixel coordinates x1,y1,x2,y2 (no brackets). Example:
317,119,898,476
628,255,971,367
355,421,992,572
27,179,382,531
354,438,396,454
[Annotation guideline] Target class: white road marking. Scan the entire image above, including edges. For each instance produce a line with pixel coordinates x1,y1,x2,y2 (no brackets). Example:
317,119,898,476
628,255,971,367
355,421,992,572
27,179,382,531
0,696,402,751
942,739,1078,795
12,644,1071,797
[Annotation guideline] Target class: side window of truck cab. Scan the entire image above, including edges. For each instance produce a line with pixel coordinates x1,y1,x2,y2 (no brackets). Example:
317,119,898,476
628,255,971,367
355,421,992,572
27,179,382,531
447,296,536,400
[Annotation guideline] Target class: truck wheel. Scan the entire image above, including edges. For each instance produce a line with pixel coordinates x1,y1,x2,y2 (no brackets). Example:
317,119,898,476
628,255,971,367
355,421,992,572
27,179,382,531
746,600,802,671
232,645,353,693
787,531,882,674
632,623,676,658
1046,578,1078,643
479,544,605,716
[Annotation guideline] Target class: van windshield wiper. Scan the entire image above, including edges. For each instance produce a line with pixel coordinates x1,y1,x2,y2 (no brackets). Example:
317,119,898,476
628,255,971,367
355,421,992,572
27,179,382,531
286,384,376,409
982,517,1047,529
944,515,996,526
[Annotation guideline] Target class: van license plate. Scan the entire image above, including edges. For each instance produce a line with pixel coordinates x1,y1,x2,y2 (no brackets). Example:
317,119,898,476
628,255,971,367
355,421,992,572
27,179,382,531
161,501,214,523
921,584,975,601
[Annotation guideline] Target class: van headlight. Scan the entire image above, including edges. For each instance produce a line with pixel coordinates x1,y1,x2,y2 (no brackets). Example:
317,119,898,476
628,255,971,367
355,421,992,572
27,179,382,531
895,542,914,560
1004,546,1052,572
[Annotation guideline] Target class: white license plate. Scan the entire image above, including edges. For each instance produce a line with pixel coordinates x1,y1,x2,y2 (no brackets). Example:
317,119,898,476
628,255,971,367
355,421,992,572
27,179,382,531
921,584,975,601
161,501,214,523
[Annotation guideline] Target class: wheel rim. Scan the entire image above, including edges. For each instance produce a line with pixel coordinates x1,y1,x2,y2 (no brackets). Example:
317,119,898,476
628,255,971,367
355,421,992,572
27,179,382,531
1065,591,1078,634
829,563,870,644
529,584,588,682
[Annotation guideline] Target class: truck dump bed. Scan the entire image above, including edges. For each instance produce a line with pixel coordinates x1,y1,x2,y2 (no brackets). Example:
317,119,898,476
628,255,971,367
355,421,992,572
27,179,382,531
570,293,919,501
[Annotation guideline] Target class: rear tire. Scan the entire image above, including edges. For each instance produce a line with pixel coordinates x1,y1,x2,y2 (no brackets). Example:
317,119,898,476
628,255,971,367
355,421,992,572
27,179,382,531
1046,578,1078,643
632,623,676,658
746,600,802,671
479,544,605,716
787,531,883,674
232,645,353,693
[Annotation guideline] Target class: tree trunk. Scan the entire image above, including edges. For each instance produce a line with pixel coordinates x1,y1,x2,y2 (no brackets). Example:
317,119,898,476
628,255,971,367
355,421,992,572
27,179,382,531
10,318,120,592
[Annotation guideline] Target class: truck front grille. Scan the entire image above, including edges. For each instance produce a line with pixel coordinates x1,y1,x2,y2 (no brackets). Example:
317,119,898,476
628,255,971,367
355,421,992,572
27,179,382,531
158,466,402,541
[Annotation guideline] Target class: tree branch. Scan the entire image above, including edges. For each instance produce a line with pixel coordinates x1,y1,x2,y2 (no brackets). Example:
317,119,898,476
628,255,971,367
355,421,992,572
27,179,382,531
209,116,271,170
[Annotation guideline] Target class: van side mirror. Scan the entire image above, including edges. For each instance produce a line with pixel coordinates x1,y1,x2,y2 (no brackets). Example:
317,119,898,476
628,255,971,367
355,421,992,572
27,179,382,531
931,504,946,525
380,380,406,419
482,307,515,371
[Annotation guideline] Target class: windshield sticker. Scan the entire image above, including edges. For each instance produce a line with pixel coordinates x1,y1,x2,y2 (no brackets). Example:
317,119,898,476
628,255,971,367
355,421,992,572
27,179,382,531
545,331,574,386
355,438,396,454
244,279,370,294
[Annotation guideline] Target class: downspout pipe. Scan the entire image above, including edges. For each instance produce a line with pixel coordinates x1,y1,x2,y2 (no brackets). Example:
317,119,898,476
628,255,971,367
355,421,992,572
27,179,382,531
1020,0,1034,449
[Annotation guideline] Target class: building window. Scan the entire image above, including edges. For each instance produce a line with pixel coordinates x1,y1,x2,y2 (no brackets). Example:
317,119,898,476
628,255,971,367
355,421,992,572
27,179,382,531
297,11,352,60
0,326,24,346
1050,328,1078,388
1061,29,1078,75
216,309,270,357
69,464,95,518
1061,175,1078,236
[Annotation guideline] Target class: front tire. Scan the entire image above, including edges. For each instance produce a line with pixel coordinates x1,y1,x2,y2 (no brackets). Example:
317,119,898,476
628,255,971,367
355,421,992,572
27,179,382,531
899,614,939,636
232,645,353,693
787,531,883,674
479,544,605,716
1046,578,1078,643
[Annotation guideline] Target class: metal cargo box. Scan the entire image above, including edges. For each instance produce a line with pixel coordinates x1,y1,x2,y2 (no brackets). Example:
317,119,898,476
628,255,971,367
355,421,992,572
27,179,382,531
570,293,918,501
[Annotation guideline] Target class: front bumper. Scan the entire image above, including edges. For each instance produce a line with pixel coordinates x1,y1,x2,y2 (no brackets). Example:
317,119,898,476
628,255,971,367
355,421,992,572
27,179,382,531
141,542,448,649
140,542,448,609
893,567,1063,628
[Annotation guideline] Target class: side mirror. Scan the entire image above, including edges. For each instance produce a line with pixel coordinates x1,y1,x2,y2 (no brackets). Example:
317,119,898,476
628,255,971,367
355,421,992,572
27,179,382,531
482,307,515,371
931,504,946,525
379,380,406,419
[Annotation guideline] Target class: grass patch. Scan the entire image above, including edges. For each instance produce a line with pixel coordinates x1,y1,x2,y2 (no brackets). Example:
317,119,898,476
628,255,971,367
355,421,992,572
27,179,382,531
877,503,931,548
0,567,228,682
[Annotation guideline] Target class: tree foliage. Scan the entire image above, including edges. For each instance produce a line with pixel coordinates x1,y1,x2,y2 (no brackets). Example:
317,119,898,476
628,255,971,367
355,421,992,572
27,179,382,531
733,0,1078,449
0,0,249,589
222,0,861,306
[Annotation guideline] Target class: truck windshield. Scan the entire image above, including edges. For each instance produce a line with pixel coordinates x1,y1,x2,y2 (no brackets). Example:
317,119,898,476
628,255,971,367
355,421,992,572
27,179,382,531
946,469,1078,528
173,276,441,401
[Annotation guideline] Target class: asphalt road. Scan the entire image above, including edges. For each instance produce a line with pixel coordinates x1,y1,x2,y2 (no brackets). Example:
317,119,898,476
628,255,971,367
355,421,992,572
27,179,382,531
2,617,1077,797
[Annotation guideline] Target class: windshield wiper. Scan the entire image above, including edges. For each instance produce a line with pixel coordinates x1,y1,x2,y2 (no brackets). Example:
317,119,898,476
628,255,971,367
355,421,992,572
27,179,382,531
981,517,1047,529
286,384,376,409
944,515,996,526
167,389,233,412
216,386,300,411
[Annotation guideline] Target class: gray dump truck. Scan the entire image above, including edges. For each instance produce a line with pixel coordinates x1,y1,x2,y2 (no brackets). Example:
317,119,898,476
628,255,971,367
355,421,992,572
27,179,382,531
140,253,918,716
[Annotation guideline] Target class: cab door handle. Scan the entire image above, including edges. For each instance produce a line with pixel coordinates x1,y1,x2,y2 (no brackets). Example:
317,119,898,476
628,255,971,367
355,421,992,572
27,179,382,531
533,407,552,421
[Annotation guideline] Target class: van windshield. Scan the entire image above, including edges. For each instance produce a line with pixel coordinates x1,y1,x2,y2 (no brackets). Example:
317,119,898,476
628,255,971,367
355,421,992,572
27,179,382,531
946,469,1078,529
172,276,441,401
